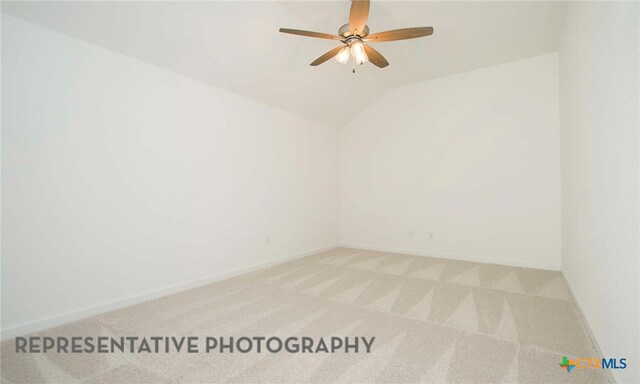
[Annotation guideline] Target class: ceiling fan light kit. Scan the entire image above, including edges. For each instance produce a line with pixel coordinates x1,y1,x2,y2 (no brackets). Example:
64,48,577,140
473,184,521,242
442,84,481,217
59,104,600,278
335,46,351,64
279,0,434,73
350,41,369,65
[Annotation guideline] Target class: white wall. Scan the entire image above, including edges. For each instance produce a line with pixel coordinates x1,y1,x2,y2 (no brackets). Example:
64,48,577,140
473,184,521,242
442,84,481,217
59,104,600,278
559,3,639,383
1,16,339,336
340,54,561,269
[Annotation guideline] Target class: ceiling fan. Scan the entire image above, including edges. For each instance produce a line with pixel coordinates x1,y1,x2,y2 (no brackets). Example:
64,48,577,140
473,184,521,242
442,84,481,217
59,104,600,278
279,0,433,73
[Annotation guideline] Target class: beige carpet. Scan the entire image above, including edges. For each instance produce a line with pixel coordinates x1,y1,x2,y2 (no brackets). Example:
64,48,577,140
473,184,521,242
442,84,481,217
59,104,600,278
1,248,608,383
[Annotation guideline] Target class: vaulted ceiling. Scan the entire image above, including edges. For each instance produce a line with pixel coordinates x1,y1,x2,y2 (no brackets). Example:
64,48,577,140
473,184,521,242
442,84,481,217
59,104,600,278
2,1,568,126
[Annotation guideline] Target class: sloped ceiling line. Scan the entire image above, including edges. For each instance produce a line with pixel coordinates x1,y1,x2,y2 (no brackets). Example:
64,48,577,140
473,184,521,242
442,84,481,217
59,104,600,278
1,1,567,126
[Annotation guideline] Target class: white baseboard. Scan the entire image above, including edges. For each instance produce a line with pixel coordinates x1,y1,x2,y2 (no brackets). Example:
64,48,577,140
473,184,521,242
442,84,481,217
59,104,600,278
561,271,616,384
340,242,561,271
0,244,339,341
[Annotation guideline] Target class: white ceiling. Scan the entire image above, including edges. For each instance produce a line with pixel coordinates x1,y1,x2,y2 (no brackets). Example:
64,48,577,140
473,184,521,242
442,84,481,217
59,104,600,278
2,1,568,126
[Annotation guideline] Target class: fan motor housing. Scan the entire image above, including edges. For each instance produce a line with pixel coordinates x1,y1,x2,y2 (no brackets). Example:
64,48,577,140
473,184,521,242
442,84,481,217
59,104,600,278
339,23,369,38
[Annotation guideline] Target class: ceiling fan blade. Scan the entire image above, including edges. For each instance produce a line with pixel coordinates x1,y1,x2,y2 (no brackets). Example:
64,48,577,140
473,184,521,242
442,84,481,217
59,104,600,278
349,0,370,36
363,45,389,68
310,46,345,66
279,28,342,40
366,27,434,42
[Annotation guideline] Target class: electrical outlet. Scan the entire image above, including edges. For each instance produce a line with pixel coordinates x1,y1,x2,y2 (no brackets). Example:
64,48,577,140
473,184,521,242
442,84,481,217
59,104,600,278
408,231,414,239
265,236,271,246
428,232,434,239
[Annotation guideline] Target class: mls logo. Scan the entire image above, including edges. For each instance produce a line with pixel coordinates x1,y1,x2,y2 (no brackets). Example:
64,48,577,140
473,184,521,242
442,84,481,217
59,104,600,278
559,355,627,373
